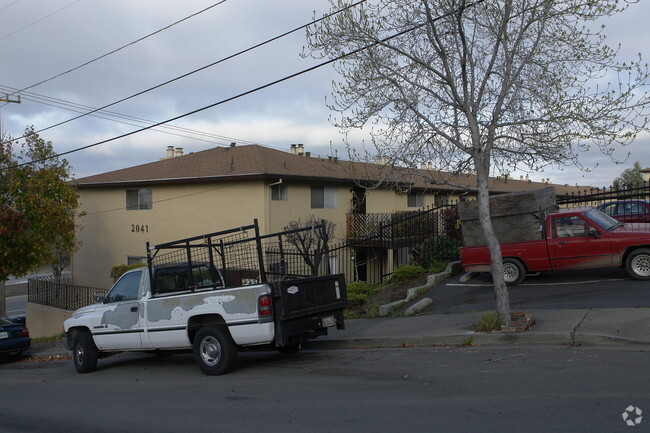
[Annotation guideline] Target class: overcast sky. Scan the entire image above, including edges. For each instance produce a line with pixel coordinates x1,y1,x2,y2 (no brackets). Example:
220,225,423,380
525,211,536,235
0,0,648,187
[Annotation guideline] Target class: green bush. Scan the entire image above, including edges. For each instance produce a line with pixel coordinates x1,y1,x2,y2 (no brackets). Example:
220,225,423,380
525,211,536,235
475,310,503,332
346,281,379,305
410,234,461,268
110,263,146,282
389,265,425,283
427,261,448,274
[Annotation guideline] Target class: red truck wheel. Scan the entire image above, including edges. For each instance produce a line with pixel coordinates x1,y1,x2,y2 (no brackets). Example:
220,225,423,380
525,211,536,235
626,248,650,280
503,258,526,286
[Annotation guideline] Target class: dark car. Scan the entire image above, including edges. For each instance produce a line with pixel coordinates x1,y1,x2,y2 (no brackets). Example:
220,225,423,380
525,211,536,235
596,200,650,223
0,316,31,359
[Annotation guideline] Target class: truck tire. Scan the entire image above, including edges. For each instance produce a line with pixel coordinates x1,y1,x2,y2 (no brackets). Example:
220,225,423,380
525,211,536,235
503,258,526,286
625,248,650,280
73,331,99,374
193,326,238,375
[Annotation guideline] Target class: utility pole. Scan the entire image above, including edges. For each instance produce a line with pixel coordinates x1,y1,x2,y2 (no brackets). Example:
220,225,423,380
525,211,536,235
0,94,20,316
0,93,21,138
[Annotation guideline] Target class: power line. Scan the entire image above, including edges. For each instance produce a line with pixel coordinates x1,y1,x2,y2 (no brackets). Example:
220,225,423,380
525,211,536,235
3,0,483,170
0,0,368,146
5,1,228,95
0,84,259,146
0,0,21,13
0,0,83,42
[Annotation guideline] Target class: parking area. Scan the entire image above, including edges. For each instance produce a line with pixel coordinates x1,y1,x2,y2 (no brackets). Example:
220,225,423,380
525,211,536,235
421,267,650,314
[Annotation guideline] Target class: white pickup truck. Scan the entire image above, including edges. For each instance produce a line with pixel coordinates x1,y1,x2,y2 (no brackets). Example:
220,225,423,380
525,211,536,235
63,220,347,375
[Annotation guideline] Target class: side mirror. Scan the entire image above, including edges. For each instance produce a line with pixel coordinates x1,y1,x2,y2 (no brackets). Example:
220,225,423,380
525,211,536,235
588,228,600,239
94,292,106,303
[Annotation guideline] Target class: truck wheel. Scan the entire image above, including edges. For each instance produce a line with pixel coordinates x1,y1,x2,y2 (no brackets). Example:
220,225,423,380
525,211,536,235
193,326,238,375
73,331,99,374
503,258,525,286
625,248,650,280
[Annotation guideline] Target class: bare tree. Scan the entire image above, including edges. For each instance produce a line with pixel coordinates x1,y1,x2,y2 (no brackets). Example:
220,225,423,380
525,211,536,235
305,0,650,323
283,217,336,276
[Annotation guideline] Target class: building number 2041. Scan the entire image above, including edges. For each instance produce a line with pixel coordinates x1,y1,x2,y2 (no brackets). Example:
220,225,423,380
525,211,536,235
131,224,149,233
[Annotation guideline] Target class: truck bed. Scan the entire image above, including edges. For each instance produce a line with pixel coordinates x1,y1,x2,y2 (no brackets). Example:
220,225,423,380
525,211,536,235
461,239,552,273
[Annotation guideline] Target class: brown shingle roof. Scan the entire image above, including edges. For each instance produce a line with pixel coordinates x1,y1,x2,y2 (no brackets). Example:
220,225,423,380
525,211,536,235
73,144,588,195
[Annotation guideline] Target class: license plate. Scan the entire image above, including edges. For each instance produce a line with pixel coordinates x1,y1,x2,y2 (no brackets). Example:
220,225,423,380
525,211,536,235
0,331,8,339
321,315,335,328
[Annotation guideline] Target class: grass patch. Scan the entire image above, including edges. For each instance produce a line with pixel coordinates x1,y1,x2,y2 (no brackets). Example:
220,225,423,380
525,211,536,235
32,335,62,344
344,262,448,319
475,310,502,332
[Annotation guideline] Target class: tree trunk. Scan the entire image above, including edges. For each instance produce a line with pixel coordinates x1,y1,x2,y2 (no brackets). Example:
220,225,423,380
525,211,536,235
475,166,511,326
0,280,6,317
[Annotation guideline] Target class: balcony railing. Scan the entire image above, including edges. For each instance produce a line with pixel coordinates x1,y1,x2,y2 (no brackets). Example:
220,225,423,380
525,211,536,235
345,205,460,247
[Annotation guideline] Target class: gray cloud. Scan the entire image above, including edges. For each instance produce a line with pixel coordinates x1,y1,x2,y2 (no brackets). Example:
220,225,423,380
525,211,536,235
1,0,648,186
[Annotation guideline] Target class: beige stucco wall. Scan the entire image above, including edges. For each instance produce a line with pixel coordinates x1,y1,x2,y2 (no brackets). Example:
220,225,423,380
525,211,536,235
266,181,350,241
26,302,72,338
73,181,267,289
72,178,450,289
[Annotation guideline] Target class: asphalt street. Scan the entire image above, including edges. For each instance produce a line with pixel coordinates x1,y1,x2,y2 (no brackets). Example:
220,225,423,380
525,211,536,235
1,345,648,433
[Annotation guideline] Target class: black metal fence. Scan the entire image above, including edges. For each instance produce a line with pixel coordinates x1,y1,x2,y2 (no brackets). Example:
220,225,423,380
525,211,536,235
557,181,649,207
332,203,462,284
28,276,108,311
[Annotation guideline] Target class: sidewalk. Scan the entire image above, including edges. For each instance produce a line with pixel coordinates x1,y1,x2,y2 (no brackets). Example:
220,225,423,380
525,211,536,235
28,307,650,359
303,307,650,349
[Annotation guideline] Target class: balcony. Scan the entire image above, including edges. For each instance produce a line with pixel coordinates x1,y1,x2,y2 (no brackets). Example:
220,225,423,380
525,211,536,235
345,206,459,248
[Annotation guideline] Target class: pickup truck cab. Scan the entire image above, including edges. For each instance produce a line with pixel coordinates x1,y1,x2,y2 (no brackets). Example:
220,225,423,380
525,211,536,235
63,221,347,375
461,207,650,285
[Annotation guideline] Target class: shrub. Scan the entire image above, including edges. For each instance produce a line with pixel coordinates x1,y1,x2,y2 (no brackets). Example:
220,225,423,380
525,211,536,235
427,261,448,274
389,265,425,283
110,263,146,282
475,310,503,332
410,234,461,268
346,281,379,305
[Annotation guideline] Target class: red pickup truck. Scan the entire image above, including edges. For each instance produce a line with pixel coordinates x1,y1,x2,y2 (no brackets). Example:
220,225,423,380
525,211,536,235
461,207,650,285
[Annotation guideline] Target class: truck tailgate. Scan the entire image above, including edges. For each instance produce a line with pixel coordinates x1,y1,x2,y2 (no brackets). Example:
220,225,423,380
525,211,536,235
273,274,347,320
271,274,347,346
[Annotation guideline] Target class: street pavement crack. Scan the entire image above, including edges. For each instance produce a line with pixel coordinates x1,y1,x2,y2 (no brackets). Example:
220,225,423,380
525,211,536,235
570,309,591,343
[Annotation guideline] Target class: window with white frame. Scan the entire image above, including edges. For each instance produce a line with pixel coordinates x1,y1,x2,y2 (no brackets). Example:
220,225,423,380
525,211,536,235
126,188,152,210
127,256,147,266
311,186,337,209
271,184,288,201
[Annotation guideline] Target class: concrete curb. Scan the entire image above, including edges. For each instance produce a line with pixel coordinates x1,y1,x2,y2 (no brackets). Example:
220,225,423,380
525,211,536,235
304,331,650,350
378,261,461,317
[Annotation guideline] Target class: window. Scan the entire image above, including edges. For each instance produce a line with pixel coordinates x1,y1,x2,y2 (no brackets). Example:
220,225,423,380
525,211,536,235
153,264,223,295
105,271,142,303
311,186,337,209
126,188,152,210
623,202,644,214
271,184,288,201
555,216,590,238
407,192,424,208
599,202,617,216
127,256,147,266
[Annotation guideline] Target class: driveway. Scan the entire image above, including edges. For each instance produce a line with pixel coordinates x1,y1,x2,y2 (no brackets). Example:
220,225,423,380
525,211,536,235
420,267,650,314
